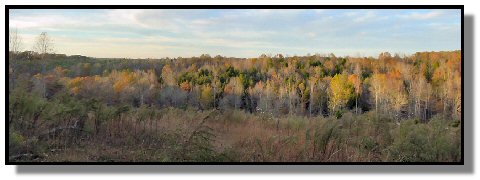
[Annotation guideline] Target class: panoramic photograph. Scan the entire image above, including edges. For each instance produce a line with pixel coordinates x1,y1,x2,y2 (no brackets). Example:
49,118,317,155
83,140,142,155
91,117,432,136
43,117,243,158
8,9,462,163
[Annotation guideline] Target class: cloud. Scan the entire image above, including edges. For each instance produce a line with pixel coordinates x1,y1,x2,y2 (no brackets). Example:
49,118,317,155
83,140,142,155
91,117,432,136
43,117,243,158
10,15,76,29
353,11,377,23
105,9,149,27
400,10,445,20
9,9,461,58
343,10,388,23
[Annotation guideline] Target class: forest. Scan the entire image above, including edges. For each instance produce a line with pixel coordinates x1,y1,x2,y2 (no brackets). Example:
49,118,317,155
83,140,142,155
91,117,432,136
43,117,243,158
8,32,462,162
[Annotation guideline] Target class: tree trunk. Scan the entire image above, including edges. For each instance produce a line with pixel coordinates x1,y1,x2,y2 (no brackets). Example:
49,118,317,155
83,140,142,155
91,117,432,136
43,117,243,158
234,80,237,109
42,62,47,98
310,84,313,117
375,89,378,116
258,93,262,112
213,86,216,109
266,90,269,112
355,96,358,114
10,53,16,92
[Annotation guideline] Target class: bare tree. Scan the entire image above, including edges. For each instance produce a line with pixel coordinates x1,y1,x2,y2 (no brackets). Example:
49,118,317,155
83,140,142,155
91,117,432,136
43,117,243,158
9,28,22,54
9,28,22,91
34,32,54,97
34,32,54,57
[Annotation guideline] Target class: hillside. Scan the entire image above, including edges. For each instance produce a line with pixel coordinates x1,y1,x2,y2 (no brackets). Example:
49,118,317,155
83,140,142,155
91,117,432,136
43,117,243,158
8,50,462,162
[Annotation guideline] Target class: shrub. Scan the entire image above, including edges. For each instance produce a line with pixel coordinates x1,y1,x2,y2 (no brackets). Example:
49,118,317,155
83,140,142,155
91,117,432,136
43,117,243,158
9,131,26,155
387,117,461,162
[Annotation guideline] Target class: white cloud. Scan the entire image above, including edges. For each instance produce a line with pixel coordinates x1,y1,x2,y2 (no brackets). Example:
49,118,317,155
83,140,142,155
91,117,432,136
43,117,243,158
10,15,74,29
348,11,388,23
8,9,461,58
400,10,445,20
353,11,377,23
105,9,149,27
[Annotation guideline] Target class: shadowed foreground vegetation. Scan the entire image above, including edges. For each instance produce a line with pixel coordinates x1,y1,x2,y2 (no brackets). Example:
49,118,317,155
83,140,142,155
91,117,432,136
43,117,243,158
9,90,460,162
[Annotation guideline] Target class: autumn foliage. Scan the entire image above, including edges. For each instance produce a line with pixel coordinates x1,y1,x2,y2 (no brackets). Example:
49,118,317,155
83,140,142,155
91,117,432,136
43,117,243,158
8,50,462,162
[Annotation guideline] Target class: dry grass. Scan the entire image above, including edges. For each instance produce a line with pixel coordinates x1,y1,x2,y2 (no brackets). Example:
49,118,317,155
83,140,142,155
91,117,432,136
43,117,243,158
9,106,461,162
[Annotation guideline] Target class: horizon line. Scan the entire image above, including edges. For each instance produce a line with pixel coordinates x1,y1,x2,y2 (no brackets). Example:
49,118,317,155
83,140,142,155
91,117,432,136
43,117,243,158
10,49,462,60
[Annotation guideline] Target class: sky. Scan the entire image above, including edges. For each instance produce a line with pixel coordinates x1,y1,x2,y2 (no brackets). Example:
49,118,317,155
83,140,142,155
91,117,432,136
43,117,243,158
9,9,461,58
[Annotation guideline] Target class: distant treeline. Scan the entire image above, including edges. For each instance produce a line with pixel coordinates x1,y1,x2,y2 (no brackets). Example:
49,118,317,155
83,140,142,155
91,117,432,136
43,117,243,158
9,50,462,121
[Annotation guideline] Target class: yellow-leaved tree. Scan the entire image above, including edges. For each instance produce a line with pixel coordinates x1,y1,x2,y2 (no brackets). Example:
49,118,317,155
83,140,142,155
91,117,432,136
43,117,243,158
329,73,354,116
200,85,214,109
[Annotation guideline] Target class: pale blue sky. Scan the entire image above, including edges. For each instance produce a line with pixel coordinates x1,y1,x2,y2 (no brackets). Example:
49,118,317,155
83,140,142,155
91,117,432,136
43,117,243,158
9,9,461,58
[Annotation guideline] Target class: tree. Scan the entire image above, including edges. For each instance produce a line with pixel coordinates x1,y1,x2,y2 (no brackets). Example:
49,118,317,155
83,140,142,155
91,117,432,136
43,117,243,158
285,76,299,115
329,73,354,115
34,32,54,58
298,81,309,115
136,70,156,106
369,73,387,116
200,85,214,109
212,70,221,109
308,76,317,117
34,32,54,97
378,52,392,73
264,79,275,114
180,81,192,92
113,71,135,94
250,81,264,113
316,77,330,116
348,74,362,114
9,28,22,91
213,80,221,108
161,64,176,86
9,28,22,55
386,70,408,120
223,77,243,109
